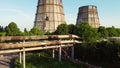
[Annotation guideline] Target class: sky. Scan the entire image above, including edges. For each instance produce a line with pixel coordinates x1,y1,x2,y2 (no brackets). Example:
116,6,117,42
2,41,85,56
0,0,120,31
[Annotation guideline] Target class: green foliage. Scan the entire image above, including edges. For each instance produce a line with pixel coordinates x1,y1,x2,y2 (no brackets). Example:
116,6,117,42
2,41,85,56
5,22,20,36
45,31,52,35
75,41,120,67
0,32,6,36
23,31,33,36
106,26,118,37
98,26,108,38
68,24,76,34
116,28,120,36
55,24,69,35
15,52,87,68
76,22,99,42
22,28,33,36
30,26,44,35
0,25,4,32
15,59,23,68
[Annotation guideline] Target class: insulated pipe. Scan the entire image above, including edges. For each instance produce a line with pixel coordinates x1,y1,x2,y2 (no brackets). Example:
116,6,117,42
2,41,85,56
0,35,79,41
0,45,73,54
0,40,79,50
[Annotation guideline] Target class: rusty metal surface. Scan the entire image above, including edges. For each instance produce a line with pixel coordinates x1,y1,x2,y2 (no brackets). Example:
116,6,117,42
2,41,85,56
0,35,79,41
0,40,78,50
0,36,48,41
0,35,80,52
0,45,73,54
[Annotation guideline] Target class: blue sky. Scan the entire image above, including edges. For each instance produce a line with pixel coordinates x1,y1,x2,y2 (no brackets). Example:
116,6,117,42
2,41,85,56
0,0,120,31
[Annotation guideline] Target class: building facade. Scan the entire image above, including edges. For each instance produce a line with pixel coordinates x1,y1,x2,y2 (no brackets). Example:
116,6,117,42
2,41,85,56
34,0,66,32
76,5,100,28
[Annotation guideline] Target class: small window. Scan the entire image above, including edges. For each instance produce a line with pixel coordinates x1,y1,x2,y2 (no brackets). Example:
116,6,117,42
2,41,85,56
45,16,49,21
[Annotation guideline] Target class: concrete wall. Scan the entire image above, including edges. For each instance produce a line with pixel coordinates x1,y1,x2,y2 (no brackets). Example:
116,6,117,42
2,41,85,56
35,0,66,32
76,5,100,28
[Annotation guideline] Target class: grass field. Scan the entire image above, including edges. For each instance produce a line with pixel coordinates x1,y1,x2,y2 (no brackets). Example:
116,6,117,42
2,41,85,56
15,52,87,68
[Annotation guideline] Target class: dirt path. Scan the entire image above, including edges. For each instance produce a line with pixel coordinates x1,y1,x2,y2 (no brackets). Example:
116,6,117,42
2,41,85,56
0,54,17,68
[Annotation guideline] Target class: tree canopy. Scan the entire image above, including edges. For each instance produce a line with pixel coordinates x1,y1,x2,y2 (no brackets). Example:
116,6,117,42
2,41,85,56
55,24,69,35
30,26,44,35
68,24,76,34
6,22,20,36
0,25,4,32
98,26,108,38
76,22,99,42
106,26,118,37
0,21,120,39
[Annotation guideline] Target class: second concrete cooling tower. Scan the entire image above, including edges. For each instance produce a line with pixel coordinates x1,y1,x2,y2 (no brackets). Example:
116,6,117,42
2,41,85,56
76,5,100,28
34,0,66,32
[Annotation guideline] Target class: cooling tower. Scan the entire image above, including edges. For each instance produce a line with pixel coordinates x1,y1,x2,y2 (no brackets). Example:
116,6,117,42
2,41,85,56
34,0,66,32
76,5,100,28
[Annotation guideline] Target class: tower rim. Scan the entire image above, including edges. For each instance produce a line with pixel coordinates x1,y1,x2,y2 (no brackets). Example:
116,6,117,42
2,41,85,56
79,5,97,9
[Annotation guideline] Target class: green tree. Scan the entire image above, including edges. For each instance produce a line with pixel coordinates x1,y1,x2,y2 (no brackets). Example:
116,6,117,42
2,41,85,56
0,25,4,32
0,32,6,36
116,28,120,36
45,31,51,35
75,41,119,63
106,26,118,37
23,28,32,36
24,28,27,33
76,22,99,42
98,26,108,38
68,24,76,34
6,22,20,36
55,24,68,35
30,26,44,35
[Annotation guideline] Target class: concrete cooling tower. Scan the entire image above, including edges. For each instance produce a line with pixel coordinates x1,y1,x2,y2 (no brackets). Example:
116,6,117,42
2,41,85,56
76,5,100,28
34,0,66,32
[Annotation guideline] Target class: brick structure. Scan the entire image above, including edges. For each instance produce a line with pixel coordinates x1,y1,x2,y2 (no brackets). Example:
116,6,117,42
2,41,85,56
76,5,100,28
34,0,66,32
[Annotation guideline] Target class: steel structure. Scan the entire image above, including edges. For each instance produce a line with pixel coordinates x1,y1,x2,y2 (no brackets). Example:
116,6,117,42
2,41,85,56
0,35,80,68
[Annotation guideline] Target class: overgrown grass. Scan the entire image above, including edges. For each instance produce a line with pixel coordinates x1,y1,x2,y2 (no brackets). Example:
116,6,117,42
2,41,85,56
15,52,87,68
